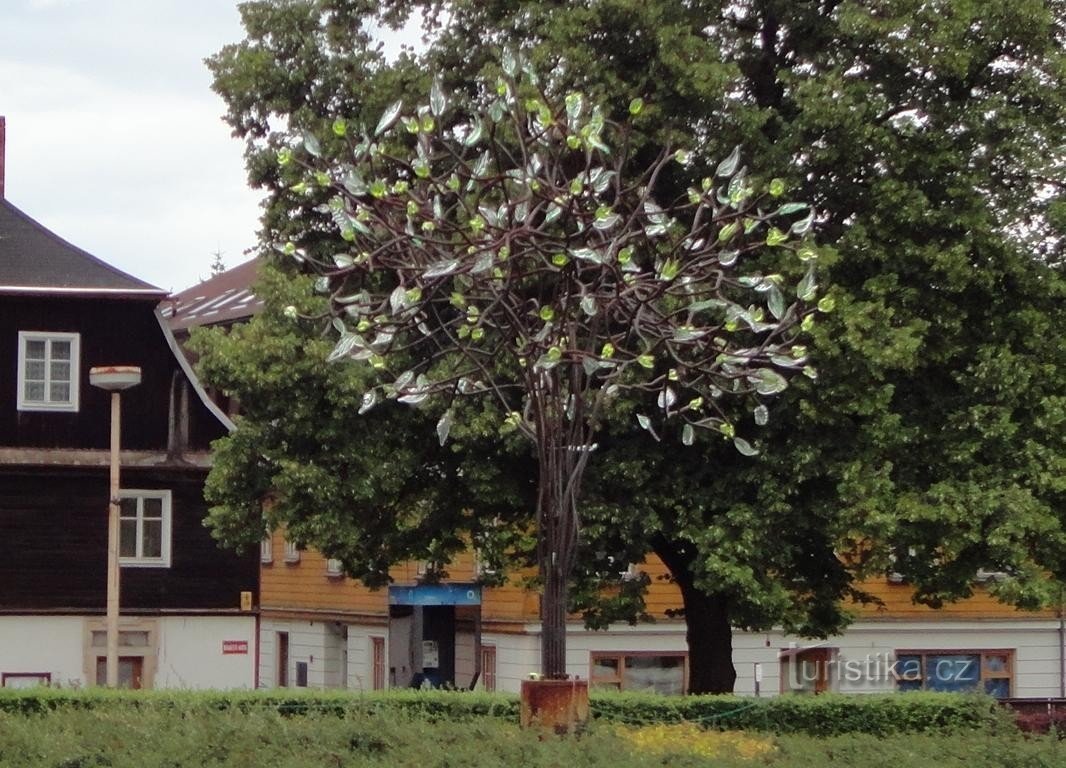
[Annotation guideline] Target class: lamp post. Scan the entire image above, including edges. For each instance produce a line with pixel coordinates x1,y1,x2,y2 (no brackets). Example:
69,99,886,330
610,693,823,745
89,366,142,688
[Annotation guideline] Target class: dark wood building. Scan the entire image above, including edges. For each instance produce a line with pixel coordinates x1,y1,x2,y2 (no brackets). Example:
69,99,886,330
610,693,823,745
0,128,258,689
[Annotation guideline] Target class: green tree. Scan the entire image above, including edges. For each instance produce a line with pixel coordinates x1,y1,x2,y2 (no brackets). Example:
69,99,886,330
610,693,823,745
205,0,1066,692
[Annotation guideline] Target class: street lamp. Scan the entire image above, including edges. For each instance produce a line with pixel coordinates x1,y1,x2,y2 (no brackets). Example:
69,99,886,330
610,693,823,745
89,365,142,688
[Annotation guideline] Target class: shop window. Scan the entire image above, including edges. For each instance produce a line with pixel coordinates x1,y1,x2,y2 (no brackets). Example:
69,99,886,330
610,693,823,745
590,652,686,695
895,650,1013,698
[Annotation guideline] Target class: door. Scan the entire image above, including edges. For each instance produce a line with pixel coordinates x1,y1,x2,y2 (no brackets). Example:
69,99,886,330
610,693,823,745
277,632,289,687
95,656,143,689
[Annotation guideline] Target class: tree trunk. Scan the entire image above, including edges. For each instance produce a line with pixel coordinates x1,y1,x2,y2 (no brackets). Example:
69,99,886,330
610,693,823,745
541,555,568,678
653,536,737,694
678,581,737,694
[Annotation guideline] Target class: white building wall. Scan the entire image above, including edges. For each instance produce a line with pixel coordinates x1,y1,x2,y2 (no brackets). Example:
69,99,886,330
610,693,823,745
259,618,329,688
344,624,382,691
483,619,1064,698
0,616,87,686
254,615,1064,699
0,615,256,690
155,616,255,689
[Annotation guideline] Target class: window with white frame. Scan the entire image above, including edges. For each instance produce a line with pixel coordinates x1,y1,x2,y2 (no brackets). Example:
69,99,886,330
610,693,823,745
283,539,300,563
119,490,172,567
17,331,80,411
260,536,273,564
326,558,343,576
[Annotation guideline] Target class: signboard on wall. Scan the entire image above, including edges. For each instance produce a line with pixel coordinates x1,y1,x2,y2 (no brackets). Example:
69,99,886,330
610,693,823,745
222,640,249,655
388,583,482,606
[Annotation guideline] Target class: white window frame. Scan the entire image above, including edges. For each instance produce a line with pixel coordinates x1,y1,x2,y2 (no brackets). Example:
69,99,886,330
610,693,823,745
260,536,274,564
118,490,172,568
326,558,343,577
17,331,80,412
283,539,300,563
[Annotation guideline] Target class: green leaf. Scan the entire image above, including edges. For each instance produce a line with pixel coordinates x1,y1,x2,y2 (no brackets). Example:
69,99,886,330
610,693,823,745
733,437,759,456
628,97,644,116
755,368,788,396
637,354,654,369
754,405,769,425
797,266,817,302
332,118,347,137
716,145,741,177
766,227,789,247
539,306,555,322
818,296,836,313
375,100,402,136
502,47,518,77
682,424,695,446
436,410,454,446
430,78,447,117
302,131,323,158
791,209,815,235
775,202,808,216
767,286,786,320
768,178,786,197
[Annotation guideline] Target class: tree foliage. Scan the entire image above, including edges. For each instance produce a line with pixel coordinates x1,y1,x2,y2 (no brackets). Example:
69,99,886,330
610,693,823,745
204,0,1066,692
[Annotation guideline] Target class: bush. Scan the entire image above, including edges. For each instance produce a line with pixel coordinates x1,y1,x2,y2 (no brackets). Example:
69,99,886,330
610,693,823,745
0,688,1010,736
589,690,1012,735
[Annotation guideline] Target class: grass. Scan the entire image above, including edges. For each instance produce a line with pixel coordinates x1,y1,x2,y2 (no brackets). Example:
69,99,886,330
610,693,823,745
0,700,1059,768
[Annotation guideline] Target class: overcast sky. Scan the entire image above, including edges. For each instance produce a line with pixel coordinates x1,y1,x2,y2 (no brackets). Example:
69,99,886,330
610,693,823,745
0,0,416,295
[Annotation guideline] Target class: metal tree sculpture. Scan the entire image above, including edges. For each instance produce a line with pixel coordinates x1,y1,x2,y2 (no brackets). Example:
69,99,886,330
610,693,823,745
280,57,823,678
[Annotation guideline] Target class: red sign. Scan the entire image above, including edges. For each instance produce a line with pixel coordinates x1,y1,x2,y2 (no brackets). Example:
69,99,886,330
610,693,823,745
222,640,249,655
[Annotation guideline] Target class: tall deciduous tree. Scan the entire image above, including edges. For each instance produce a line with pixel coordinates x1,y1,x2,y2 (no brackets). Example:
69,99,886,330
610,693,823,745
205,0,1066,692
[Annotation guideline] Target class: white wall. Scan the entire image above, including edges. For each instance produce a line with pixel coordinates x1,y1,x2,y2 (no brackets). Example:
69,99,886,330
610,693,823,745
255,616,1066,699
0,615,256,690
345,624,384,691
155,616,256,689
486,619,1064,698
0,616,87,686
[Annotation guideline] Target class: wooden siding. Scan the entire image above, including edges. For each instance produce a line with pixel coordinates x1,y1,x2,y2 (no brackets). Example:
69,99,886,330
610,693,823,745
260,533,1059,625
850,578,1058,620
0,467,258,612
0,295,225,452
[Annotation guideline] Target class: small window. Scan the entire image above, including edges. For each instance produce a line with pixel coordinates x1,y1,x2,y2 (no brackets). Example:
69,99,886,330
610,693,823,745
260,536,273,564
283,539,300,563
17,331,80,412
895,650,1013,698
295,661,309,687
590,653,686,695
326,558,343,577
119,490,172,568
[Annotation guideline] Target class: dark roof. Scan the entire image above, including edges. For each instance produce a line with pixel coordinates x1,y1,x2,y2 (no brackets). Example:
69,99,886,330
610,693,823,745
0,198,165,298
162,257,264,331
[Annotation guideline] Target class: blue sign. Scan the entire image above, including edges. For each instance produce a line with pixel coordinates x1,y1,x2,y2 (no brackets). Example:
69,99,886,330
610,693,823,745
389,583,482,606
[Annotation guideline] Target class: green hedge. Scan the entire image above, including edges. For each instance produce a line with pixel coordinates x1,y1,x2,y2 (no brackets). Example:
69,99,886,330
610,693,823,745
0,688,1009,736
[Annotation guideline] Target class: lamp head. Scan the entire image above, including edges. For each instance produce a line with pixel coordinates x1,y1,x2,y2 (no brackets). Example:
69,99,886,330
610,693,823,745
89,366,142,391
